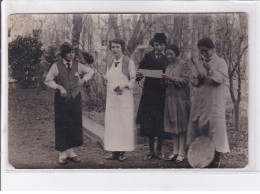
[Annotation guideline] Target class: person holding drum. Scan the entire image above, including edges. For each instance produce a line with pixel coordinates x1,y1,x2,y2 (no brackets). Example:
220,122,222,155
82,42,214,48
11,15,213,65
187,38,230,168
162,44,190,163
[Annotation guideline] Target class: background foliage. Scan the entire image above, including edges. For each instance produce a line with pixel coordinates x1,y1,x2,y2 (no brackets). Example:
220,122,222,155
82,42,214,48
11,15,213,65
8,13,248,131
8,36,43,88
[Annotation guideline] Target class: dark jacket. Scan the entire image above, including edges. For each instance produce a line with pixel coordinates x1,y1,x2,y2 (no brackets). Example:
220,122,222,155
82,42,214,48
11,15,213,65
136,50,168,138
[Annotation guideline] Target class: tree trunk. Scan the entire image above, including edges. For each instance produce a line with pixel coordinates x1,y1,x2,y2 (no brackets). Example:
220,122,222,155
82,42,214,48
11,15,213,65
191,15,198,57
184,14,193,60
72,14,83,49
234,103,240,131
120,14,127,42
209,15,216,42
109,14,121,39
125,14,145,56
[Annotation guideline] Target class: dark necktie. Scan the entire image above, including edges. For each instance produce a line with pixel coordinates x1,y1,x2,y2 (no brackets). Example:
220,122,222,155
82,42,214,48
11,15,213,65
114,62,120,67
66,62,71,72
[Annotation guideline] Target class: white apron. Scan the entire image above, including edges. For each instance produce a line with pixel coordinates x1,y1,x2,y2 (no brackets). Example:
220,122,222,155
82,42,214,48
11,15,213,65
104,61,135,151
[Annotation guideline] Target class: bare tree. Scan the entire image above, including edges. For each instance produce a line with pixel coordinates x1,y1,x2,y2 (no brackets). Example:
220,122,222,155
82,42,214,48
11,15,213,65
72,14,83,49
216,14,248,131
109,14,121,39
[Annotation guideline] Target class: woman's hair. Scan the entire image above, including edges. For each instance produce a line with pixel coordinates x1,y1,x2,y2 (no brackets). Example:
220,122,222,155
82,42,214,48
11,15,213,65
165,44,180,57
109,38,125,52
197,38,215,49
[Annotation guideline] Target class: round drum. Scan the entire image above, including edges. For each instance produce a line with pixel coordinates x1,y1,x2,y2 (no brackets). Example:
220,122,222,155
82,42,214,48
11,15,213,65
187,135,215,168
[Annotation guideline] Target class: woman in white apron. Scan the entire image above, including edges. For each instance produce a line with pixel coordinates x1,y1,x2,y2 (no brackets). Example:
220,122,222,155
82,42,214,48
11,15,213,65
102,39,136,161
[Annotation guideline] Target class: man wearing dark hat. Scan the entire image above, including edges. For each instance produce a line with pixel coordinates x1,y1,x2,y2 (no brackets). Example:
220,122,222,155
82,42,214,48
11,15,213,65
136,33,168,160
45,42,94,165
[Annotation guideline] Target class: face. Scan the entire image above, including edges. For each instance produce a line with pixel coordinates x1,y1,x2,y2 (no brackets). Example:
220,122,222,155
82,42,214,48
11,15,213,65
111,42,123,58
199,46,214,59
64,50,75,62
166,49,176,62
154,42,166,53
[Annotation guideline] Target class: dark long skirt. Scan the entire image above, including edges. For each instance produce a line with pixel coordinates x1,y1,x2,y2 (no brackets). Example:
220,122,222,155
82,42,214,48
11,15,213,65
54,92,83,151
137,91,165,138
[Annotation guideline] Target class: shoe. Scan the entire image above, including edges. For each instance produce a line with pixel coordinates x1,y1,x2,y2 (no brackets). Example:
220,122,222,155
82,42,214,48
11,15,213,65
106,153,119,160
67,156,81,163
143,152,156,161
58,158,68,165
118,153,126,162
164,154,177,161
156,152,165,160
208,161,220,168
175,155,185,164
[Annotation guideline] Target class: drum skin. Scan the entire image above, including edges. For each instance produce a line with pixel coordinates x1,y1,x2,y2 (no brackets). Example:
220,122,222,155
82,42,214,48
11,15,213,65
187,135,215,168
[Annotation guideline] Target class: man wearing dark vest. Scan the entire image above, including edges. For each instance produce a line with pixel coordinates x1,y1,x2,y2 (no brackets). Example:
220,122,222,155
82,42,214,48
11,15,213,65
45,42,94,165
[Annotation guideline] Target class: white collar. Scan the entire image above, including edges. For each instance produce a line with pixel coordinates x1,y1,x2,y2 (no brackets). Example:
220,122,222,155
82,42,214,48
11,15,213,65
113,56,123,63
155,50,165,55
63,59,72,66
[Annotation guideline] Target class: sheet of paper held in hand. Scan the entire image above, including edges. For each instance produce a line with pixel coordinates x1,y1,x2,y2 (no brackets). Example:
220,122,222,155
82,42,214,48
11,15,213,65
139,69,163,78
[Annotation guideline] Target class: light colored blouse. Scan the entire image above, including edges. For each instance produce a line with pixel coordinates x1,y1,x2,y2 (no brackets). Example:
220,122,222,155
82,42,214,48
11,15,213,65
45,59,94,89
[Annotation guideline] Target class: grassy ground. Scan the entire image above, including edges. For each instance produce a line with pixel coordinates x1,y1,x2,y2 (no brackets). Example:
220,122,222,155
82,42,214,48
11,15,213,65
8,87,248,169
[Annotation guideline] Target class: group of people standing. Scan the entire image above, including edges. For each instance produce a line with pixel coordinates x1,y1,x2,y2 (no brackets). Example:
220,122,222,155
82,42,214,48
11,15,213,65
45,32,230,168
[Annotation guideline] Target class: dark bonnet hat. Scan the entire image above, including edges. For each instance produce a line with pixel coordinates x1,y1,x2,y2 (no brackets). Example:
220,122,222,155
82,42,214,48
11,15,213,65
165,44,180,57
197,38,215,49
60,42,75,57
109,38,125,52
150,33,167,47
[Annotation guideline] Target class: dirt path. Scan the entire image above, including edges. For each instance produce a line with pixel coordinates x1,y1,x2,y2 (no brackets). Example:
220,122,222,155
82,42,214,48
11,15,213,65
8,88,247,169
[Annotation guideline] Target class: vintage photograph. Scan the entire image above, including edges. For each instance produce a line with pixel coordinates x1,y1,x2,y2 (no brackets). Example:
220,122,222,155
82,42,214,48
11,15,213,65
8,13,248,169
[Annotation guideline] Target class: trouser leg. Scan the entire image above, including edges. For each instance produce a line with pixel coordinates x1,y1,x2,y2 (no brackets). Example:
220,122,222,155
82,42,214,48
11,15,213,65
156,137,163,153
149,136,155,153
208,151,221,168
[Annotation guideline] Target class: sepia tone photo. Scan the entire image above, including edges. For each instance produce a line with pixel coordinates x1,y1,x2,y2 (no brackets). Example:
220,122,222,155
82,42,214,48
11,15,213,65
8,13,248,169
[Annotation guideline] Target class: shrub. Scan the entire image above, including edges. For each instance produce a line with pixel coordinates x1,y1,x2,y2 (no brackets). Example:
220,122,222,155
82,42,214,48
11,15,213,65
9,35,43,88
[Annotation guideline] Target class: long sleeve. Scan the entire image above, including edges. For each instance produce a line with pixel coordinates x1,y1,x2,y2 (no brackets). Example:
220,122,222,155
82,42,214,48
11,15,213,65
127,59,136,89
208,59,228,85
189,60,200,87
45,63,59,89
136,54,148,81
171,62,190,88
78,63,94,82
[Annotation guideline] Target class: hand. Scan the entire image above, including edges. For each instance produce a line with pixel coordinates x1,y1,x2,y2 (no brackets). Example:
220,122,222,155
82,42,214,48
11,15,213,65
163,74,176,82
200,54,207,62
162,74,170,80
101,75,107,86
136,71,144,81
203,63,211,71
119,83,128,90
57,86,67,97
114,86,123,95
136,124,141,130
78,79,85,87
136,71,143,77
196,74,205,86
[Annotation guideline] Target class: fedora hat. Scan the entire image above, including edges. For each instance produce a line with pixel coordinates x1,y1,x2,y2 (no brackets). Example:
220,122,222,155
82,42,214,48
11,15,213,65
60,42,76,58
150,33,167,47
